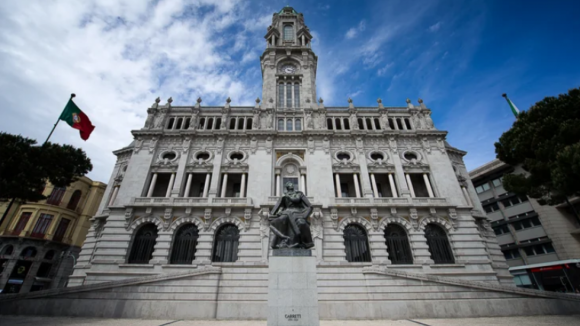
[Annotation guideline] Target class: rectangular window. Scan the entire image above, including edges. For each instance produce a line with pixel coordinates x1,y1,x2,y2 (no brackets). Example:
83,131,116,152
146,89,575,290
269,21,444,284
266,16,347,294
294,84,300,108
12,212,31,235
278,84,284,107
46,187,66,205
503,248,520,260
493,224,510,235
484,202,500,213
283,25,293,41
475,183,491,194
53,218,71,243
409,174,431,198
286,119,293,131
286,83,292,108
492,178,502,187
278,119,285,131
31,214,54,238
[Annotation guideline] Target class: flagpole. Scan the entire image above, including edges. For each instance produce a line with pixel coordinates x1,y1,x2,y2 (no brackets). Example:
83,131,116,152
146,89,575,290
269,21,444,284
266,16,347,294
44,93,75,145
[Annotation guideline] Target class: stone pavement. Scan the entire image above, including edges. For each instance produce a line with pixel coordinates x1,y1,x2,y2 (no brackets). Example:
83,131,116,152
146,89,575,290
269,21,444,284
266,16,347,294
1,315,580,326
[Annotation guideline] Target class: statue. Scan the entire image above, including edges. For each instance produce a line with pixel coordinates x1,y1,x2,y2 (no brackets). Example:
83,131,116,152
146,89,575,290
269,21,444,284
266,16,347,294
268,182,314,249
424,111,435,129
305,111,314,129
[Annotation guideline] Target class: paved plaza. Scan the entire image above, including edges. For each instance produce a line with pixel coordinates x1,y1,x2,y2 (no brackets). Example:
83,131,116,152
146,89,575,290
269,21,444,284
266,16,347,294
1,315,579,326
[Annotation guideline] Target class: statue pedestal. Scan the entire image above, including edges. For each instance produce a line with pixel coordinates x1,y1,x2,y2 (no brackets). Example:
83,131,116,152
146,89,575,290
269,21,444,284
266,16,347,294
268,249,319,326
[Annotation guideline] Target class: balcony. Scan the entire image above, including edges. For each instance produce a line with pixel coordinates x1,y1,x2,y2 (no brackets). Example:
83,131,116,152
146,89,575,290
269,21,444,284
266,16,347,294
130,197,252,207
330,197,448,206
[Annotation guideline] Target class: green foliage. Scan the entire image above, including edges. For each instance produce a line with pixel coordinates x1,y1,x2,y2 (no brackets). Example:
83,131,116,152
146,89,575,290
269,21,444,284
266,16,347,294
0,132,93,202
495,87,580,205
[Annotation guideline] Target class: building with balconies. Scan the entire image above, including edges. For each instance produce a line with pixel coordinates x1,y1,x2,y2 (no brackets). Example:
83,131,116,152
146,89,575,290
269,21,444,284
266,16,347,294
0,176,106,293
3,6,580,320
469,159,580,292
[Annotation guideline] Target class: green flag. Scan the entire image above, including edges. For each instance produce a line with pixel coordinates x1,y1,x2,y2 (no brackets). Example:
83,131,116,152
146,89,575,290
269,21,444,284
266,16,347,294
502,93,520,118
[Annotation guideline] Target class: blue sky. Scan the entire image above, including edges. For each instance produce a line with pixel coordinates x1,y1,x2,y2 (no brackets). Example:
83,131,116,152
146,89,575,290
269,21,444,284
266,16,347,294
1,0,579,182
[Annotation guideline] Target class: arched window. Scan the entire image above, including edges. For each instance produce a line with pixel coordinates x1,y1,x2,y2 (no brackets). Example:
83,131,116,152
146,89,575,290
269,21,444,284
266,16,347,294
293,83,300,107
67,190,82,210
1,245,14,256
286,83,292,108
175,118,183,129
20,247,37,258
212,224,239,262
207,118,214,130
283,25,294,41
167,118,175,129
199,118,206,129
335,118,342,130
424,224,454,264
128,223,158,264
388,118,395,130
230,118,237,130
184,118,191,129
358,118,364,130
238,118,245,130
343,118,350,130
278,119,285,131
374,118,381,130
327,118,333,130
46,187,66,206
246,118,253,130
404,118,412,130
286,119,293,131
343,224,371,262
216,118,222,129
170,224,199,264
384,224,413,264
295,119,302,131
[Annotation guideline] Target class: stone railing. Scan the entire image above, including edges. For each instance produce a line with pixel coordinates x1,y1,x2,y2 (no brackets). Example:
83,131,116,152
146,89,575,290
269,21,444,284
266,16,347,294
130,197,251,206
332,197,448,206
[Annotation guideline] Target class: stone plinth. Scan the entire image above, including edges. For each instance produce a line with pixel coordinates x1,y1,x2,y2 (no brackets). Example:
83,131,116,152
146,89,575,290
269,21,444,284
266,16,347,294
268,249,319,326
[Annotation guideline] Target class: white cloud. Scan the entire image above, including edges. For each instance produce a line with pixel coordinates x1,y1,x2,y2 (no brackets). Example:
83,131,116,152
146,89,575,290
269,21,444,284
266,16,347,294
429,21,441,32
377,62,394,76
345,20,366,39
0,0,269,183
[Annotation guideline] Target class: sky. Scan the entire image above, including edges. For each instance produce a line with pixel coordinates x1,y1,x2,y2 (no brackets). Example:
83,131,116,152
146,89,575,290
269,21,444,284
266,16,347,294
1,0,579,183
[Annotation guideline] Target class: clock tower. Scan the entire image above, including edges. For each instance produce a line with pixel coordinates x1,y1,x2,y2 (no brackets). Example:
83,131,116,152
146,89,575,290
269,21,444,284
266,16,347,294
260,6,318,109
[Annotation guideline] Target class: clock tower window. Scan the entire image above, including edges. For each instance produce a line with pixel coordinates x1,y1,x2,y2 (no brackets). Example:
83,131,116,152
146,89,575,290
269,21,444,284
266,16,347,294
283,25,294,41
278,82,301,108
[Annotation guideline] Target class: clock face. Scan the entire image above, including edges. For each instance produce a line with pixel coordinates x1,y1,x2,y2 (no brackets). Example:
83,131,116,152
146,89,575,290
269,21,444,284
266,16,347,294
280,65,296,74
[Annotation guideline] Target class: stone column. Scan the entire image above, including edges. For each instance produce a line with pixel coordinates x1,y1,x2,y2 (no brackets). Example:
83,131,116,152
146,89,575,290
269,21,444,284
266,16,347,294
405,173,416,198
358,154,374,198
300,174,306,194
202,173,211,197
146,173,158,197
461,186,473,206
171,149,190,197
353,174,361,198
370,173,379,198
423,173,435,198
388,173,398,198
335,174,342,198
220,173,228,198
165,173,176,198
208,151,223,198
108,186,119,206
240,173,247,198
20,261,42,293
401,119,407,130
0,260,18,290
184,173,193,197
275,174,281,196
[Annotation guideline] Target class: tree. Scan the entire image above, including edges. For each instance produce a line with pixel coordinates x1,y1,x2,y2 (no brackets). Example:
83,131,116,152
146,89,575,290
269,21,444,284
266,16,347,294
495,87,580,206
0,132,93,224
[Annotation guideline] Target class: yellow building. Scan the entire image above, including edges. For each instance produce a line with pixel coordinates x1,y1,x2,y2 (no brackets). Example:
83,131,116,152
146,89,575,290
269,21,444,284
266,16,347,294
0,176,106,293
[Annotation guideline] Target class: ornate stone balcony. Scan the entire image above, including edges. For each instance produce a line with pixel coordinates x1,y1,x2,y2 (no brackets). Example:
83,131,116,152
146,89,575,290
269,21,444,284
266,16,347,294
331,197,448,207
129,197,252,207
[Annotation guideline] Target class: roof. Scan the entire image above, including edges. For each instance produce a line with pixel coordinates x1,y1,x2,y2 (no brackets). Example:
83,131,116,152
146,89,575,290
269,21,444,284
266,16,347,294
278,6,298,15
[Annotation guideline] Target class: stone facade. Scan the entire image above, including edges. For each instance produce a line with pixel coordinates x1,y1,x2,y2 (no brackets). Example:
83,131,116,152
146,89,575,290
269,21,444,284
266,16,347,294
0,176,106,293
13,5,577,319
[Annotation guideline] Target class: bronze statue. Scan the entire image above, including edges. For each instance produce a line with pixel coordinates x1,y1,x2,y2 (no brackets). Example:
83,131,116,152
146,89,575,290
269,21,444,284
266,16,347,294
269,182,314,249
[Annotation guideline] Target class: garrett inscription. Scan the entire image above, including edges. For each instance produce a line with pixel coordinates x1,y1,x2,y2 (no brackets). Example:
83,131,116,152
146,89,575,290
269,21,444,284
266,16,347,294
285,313,302,321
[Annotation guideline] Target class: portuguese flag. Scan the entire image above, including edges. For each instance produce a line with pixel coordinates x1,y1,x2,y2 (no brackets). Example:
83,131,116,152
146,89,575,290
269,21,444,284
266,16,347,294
58,94,95,140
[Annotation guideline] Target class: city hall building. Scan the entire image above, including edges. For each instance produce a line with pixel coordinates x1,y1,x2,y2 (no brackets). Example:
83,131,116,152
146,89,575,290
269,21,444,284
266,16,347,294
2,6,579,320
